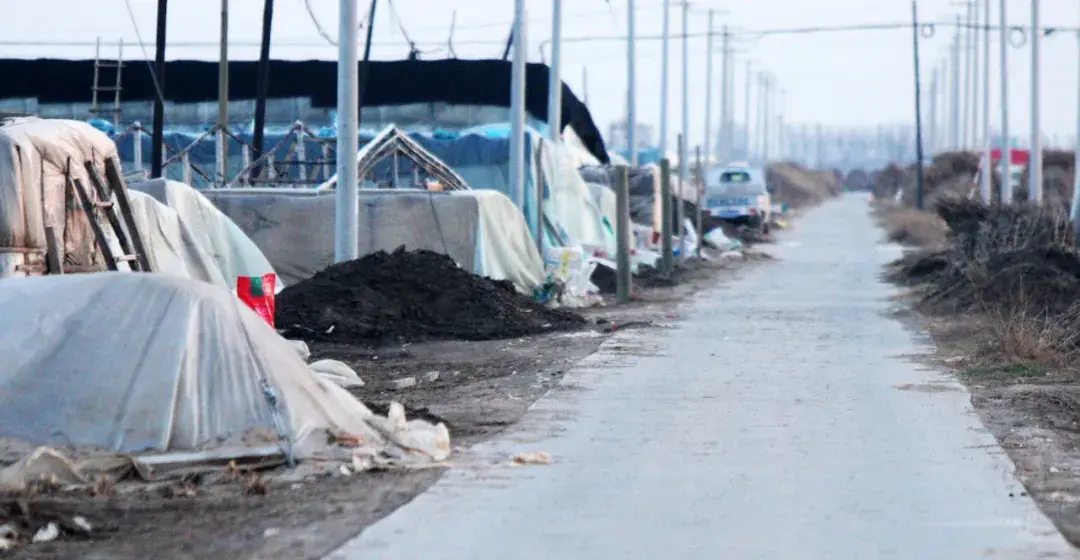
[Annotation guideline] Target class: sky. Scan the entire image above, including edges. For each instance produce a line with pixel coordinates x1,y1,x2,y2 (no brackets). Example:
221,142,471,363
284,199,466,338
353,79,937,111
5,0,1080,152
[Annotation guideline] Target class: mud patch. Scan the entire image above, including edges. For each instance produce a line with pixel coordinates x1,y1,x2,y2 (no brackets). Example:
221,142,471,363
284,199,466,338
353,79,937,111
894,382,962,393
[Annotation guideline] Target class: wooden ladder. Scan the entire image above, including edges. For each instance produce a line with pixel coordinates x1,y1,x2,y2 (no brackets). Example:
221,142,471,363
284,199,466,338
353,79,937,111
90,37,124,130
65,158,151,273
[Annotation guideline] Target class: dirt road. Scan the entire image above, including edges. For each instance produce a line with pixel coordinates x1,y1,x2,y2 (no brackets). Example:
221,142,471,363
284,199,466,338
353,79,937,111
330,194,1077,559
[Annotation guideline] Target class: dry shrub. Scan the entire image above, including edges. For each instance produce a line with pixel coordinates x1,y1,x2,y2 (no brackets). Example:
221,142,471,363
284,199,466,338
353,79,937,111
879,206,949,248
766,162,841,208
974,302,1080,368
890,197,1080,368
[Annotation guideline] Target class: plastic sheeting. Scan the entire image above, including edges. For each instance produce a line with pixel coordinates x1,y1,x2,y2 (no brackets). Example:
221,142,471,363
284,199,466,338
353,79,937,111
129,179,281,291
0,273,386,457
205,188,544,293
123,190,229,287
0,117,122,275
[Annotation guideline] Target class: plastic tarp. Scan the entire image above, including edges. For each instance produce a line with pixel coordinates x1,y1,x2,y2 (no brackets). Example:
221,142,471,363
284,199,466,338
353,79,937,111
204,188,544,293
122,190,229,287
532,131,611,255
0,117,121,275
129,179,281,292
0,272,448,465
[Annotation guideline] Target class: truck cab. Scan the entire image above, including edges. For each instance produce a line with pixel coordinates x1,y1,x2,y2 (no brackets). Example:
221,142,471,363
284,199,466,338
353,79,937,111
703,163,772,234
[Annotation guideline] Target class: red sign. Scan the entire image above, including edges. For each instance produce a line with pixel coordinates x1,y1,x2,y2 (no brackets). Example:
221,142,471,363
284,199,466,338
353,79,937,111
988,148,1030,165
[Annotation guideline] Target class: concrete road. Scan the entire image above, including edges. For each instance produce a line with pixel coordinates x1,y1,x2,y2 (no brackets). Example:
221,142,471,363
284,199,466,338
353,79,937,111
330,195,1076,560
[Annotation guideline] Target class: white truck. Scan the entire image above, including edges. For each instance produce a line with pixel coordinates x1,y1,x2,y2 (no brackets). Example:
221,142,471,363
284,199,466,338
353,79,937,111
702,163,772,235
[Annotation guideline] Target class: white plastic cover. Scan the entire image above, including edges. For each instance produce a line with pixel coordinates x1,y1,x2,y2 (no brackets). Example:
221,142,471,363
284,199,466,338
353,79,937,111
534,133,612,255
0,117,122,275
467,189,545,292
0,272,391,458
129,179,282,292
121,191,229,287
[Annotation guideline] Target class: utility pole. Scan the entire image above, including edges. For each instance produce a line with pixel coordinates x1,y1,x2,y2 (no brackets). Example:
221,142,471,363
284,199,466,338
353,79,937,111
1071,18,1080,230
970,0,980,147
546,0,562,141
913,0,927,211
251,0,274,180
628,0,638,165
928,68,938,156
979,0,991,204
150,0,167,179
659,0,670,159
703,10,714,172
679,0,689,206
967,1,976,151
999,0,1011,203
950,21,961,149
334,0,359,262
216,0,228,187
1030,0,1042,203
508,0,527,207
777,89,785,161
719,26,730,164
743,61,752,161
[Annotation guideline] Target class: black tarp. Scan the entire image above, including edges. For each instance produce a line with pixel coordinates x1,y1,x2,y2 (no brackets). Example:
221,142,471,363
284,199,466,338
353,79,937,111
0,58,609,164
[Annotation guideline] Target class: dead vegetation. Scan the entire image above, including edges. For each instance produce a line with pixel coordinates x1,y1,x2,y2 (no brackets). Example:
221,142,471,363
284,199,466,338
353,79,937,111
887,198,1080,372
766,162,842,208
876,204,949,249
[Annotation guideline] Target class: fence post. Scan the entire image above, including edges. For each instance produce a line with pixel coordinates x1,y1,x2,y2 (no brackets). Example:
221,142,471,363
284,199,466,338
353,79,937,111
660,158,673,273
615,164,632,303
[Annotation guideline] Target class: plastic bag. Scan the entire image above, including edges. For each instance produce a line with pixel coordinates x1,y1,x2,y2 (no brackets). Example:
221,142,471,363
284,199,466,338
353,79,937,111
237,273,276,327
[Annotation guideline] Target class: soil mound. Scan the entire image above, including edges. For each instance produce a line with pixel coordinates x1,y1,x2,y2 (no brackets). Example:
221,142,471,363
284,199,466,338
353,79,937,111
276,247,585,344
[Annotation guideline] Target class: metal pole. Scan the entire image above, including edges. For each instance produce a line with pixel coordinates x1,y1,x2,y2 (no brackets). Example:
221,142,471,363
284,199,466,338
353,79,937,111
743,61,752,161
999,0,1011,203
970,0,980,147
777,89,786,161
583,67,589,105
679,0,689,190
216,0,228,187
950,24,961,149
659,0,670,158
628,0,638,165
547,0,562,142
979,0,992,204
1072,25,1080,229
1030,0,1042,204
508,0,527,208
703,11,714,173
913,0,927,210
334,0,359,263
928,67,938,156
150,0,167,179
762,76,771,161
676,133,685,261
967,2,976,149
251,0,274,180
660,158,673,273
615,165,632,304
694,145,703,253
719,28,730,163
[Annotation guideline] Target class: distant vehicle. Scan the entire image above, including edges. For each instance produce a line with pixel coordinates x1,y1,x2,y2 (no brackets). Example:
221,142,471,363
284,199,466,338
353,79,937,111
702,164,771,234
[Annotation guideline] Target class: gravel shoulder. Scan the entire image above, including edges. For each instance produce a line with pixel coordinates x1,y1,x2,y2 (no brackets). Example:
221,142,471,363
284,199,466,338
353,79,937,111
7,256,759,560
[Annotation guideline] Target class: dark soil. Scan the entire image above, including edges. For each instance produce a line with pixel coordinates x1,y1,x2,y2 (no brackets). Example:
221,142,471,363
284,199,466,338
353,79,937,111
275,247,585,344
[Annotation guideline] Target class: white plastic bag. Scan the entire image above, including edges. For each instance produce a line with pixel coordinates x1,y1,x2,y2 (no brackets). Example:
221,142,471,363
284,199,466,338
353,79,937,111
309,359,365,388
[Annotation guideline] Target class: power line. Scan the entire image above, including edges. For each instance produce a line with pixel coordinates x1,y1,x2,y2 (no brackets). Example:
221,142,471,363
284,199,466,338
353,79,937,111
9,20,1078,51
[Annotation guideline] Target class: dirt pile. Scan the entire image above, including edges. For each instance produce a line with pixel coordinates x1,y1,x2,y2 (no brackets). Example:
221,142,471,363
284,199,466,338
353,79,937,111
766,162,842,208
276,248,585,344
887,198,1080,315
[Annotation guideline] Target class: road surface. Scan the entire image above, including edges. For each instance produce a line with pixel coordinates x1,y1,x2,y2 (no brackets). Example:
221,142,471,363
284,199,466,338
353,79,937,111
330,195,1076,559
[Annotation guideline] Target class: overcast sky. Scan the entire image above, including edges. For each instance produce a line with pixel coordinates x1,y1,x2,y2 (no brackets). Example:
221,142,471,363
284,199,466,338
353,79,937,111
5,0,1080,150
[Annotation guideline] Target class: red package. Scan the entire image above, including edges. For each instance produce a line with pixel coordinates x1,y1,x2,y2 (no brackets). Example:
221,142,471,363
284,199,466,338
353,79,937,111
237,274,276,327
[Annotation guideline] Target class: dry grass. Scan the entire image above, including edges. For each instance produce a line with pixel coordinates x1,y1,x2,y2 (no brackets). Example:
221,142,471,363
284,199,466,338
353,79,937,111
875,204,949,249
